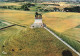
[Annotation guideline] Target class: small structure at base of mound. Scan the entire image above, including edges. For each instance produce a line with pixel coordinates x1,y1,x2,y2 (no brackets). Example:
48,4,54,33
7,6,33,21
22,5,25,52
31,12,46,28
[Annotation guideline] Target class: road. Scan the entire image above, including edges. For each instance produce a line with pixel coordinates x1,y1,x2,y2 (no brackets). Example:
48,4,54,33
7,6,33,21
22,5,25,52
44,27,80,56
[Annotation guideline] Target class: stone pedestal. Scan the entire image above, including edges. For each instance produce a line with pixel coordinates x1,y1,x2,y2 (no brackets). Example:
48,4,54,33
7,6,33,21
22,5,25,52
30,13,46,28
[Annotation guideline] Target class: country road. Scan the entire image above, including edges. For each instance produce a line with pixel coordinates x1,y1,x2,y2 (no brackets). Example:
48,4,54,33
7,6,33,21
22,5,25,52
44,27,80,56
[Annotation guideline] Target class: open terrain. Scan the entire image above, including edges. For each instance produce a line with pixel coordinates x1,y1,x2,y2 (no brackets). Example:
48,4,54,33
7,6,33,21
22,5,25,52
0,1,80,55
0,26,78,56
0,9,34,25
43,12,80,41
0,2,21,6
43,12,80,33
43,12,80,52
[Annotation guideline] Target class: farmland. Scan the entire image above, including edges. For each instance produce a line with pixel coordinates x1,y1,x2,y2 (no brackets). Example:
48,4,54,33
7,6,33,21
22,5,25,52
0,2,80,56
43,12,80,33
0,2,21,6
0,8,79,56
43,12,80,52
0,9,34,25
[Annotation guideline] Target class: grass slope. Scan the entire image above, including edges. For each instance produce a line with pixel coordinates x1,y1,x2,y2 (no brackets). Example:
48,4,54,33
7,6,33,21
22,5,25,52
0,26,78,56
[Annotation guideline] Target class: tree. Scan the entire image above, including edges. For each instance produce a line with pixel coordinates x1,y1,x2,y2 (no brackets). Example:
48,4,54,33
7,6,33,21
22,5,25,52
21,4,30,11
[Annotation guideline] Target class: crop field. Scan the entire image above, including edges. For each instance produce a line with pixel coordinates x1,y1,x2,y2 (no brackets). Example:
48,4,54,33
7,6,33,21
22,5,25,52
43,12,80,52
0,26,78,56
43,12,80,40
0,9,34,25
43,12,80,33
0,2,21,6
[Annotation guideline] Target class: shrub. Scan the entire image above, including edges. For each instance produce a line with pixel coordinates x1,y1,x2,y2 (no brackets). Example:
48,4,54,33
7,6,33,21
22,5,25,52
0,6,7,9
44,9,49,12
8,6,15,9
21,4,30,11
27,3,35,7
21,3,35,11
53,7,60,12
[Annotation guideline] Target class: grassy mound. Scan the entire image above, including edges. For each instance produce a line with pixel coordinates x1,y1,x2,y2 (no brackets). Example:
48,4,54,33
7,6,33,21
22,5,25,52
0,26,77,56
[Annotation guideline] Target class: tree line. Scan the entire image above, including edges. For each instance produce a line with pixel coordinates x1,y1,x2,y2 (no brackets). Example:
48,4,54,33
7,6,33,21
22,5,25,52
0,3,35,11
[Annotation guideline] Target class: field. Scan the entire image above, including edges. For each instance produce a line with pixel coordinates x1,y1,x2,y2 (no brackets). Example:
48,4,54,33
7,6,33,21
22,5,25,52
0,19,12,28
0,1,80,55
0,9,79,56
0,9,34,25
43,12,80,40
43,12,80,52
0,26,78,56
0,2,21,6
43,12,80,33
